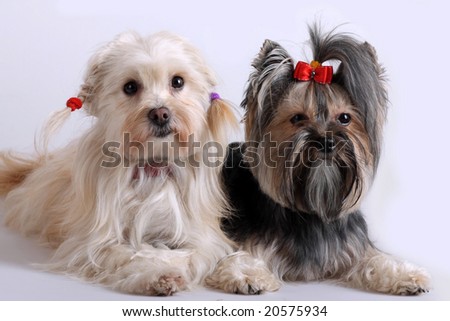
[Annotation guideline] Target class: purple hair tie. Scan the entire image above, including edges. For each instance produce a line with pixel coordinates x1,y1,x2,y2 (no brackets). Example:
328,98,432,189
210,92,221,101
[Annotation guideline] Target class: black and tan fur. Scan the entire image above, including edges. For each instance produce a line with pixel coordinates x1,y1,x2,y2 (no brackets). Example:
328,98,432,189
208,25,430,295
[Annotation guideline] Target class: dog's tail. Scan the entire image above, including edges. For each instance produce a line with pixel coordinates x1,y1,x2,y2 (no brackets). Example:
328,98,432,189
0,152,43,195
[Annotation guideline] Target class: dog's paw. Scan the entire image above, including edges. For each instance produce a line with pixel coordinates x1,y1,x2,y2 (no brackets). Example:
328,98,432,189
391,269,431,296
151,274,187,296
206,251,281,295
118,271,188,296
352,252,432,296
224,274,281,295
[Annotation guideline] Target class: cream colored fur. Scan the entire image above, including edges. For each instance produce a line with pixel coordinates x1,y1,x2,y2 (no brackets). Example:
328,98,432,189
0,31,277,295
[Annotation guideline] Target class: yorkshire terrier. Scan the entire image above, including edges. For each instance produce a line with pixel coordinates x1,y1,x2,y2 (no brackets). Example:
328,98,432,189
208,25,431,295
0,31,278,296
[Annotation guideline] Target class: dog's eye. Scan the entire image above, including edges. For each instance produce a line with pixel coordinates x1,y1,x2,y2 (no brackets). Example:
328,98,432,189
123,81,139,96
171,76,184,89
337,113,352,126
290,114,308,125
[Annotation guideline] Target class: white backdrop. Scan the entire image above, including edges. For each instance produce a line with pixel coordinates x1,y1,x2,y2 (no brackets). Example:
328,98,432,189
0,0,449,300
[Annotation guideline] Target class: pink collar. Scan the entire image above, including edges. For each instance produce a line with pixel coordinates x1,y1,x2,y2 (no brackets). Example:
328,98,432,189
132,162,171,179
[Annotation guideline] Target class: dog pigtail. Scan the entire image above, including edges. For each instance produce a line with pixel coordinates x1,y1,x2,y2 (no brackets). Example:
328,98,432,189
36,97,84,155
308,23,388,169
207,93,240,150
35,31,108,155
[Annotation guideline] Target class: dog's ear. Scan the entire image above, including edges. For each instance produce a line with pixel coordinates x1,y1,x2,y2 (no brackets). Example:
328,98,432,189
330,40,388,133
207,97,240,152
36,32,142,153
242,40,294,141
77,32,142,116
310,24,388,169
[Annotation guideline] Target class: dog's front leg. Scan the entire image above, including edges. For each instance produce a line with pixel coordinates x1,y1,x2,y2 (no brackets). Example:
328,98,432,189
205,251,281,295
341,246,431,295
90,244,192,296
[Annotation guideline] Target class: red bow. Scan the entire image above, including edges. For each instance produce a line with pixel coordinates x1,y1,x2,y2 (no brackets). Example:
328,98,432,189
293,61,333,84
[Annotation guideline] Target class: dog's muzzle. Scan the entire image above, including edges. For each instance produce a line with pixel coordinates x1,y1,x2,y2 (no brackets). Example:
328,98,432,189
148,107,172,137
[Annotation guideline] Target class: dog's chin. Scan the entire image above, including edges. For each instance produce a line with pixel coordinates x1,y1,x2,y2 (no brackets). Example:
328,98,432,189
152,126,173,139
135,157,170,167
124,134,197,166
291,150,362,222
126,151,189,167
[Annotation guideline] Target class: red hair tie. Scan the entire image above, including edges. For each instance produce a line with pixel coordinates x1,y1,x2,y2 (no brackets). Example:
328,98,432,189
66,97,83,112
293,60,333,84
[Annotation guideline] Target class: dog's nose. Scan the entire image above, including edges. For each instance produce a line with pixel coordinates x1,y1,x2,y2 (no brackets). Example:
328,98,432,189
323,137,335,153
313,136,336,153
148,107,171,126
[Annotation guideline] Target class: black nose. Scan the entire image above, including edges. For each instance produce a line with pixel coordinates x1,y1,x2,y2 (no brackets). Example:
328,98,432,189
323,136,335,153
312,136,336,153
148,107,171,126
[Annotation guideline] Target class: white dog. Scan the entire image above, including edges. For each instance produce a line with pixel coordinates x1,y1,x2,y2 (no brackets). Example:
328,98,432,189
0,31,278,295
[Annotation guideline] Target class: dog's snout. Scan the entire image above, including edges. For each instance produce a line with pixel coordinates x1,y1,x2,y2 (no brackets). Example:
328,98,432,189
324,137,335,153
148,107,171,126
312,136,336,153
